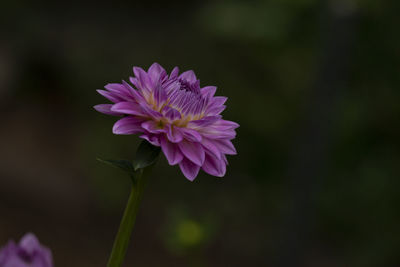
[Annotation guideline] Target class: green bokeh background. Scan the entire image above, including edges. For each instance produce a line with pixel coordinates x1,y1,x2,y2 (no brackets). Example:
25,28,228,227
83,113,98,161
0,0,399,266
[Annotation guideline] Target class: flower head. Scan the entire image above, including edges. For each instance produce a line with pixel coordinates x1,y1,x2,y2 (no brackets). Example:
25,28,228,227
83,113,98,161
0,233,53,267
95,63,239,180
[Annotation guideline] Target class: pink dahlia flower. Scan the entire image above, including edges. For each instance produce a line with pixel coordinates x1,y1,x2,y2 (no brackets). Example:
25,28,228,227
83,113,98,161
94,63,238,180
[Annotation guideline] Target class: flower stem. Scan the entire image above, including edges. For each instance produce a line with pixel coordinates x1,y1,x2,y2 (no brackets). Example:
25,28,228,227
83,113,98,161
106,168,148,267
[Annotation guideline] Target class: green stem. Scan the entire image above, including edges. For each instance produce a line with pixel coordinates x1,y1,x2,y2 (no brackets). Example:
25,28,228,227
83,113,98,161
106,169,148,267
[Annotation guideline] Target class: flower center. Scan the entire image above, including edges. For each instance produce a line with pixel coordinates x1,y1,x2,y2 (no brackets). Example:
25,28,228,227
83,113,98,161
165,80,207,121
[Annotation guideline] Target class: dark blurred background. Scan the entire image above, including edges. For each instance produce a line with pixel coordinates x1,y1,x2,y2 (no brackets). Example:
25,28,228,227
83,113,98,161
1,0,399,266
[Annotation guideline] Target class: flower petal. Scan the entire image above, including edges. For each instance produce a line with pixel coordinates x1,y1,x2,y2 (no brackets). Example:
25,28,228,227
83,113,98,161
166,125,184,143
179,158,200,181
178,140,205,166
112,117,144,135
148,62,167,84
201,86,217,99
129,77,141,89
202,152,226,177
209,96,228,107
139,102,162,119
188,116,222,128
133,66,153,92
104,83,131,97
169,66,179,79
154,83,167,106
206,105,226,115
205,97,227,115
213,139,237,155
96,89,122,103
140,134,161,146
182,128,202,142
160,136,183,165
162,106,181,121
111,101,143,116
179,70,197,83
200,128,237,140
201,138,221,159
141,120,166,134
122,80,145,103
213,119,240,130
94,104,122,116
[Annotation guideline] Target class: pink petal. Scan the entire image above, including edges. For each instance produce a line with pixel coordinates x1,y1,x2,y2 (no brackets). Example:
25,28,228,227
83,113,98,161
112,117,144,135
179,70,197,83
169,66,180,79
200,86,217,99
122,80,145,103
148,62,167,84
209,96,227,106
154,83,167,106
213,139,237,155
166,125,184,143
140,134,161,146
206,105,226,115
96,90,121,103
202,152,226,177
200,128,237,140
104,83,133,100
201,138,221,159
139,102,162,119
133,66,153,92
111,101,143,116
178,140,205,166
188,115,222,128
213,119,240,130
179,158,200,181
160,136,183,165
129,77,141,89
162,106,181,121
94,104,122,116
141,120,166,134
181,128,202,142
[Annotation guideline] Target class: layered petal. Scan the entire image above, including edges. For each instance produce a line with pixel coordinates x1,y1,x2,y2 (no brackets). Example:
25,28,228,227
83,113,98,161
181,128,202,142
111,101,143,116
179,70,197,83
113,117,144,135
201,86,217,99
212,139,237,155
96,89,122,103
122,80,145,103
178,140,205,166
141,120,166,134
140,134,161,146
166,125,184,143
179,158,200,181
133,66,153,93
94,104,122,116
202,152,226,177
201,138,222,159
104,83,133,101
148,62,167,84
160,136,183,165
188,115,222,128
162,106,181,121
169,66,179,79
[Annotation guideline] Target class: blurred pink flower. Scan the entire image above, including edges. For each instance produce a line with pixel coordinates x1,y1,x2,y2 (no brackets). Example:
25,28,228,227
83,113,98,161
0,233,53,267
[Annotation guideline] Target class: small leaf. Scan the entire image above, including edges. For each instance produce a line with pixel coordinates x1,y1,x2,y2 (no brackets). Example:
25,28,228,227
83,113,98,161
97,158,135,177
133,140,161,170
